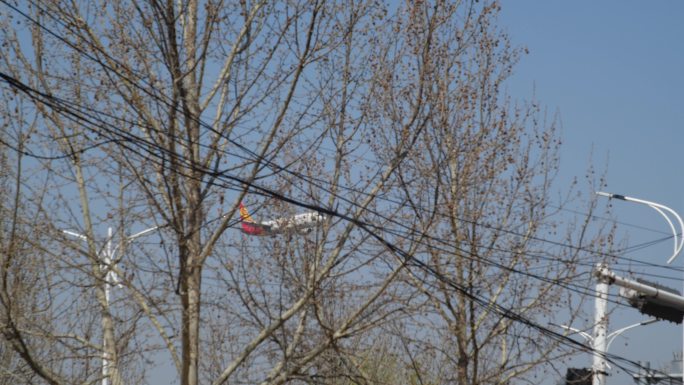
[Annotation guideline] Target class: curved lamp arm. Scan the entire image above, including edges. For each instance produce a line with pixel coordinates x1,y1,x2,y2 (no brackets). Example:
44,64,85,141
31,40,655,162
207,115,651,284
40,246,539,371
63,226,163,288
605,318,657,351
597,192,684,264
549,323,593,342
110,225,162,257
62,230,88,241
552,320,657,372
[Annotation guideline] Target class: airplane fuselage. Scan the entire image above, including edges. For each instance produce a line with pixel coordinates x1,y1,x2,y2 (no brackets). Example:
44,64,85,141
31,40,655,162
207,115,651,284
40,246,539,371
243,212,325,236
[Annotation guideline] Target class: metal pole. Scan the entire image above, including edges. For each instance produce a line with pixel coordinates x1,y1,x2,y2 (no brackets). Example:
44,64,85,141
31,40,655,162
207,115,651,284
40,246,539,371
63,225,161,385
103,226,112,385
594,277,609,385
596,265,684,310
597,191,684,382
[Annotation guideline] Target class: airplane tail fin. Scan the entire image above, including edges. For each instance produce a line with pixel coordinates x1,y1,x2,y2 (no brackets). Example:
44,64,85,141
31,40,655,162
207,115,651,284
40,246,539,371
239,202,255,223
238,203,265,235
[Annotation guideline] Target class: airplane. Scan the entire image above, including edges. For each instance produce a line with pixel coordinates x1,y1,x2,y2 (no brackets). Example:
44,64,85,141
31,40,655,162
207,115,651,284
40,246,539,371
238,202,325,236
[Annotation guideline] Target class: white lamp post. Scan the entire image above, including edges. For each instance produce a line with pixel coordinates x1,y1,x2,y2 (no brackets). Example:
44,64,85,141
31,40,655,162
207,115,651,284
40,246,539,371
63,225,161,385
594,276,610,385
552,319,657,384
597,191,684,383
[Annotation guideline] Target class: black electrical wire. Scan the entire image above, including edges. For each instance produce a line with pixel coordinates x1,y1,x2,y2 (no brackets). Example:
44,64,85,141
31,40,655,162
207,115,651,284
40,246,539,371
4,0,680,279
0,3,680,379
7,64,683,319
0,70,669,310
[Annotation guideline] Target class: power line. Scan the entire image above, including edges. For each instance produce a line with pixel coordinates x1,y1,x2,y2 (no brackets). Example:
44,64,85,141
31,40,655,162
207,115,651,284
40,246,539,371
4,64,679,313
0,4,679,380
0,63,671,312
1,0,677,275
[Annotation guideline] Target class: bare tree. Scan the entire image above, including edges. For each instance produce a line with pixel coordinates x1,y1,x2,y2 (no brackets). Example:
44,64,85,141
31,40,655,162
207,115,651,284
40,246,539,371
385,3,613,384
0,1,614,385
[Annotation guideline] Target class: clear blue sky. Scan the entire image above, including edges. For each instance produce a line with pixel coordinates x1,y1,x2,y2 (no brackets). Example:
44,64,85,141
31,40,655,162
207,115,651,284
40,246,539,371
500,2,684,383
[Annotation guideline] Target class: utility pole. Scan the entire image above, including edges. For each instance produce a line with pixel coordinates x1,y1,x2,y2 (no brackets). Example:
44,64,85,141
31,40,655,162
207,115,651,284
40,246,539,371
594,274,610,385
103,226,113,385
64,225,161,385
597,191,684,380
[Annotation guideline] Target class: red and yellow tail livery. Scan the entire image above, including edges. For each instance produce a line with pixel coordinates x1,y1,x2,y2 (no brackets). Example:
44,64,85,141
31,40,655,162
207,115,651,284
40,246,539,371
239,203,266,236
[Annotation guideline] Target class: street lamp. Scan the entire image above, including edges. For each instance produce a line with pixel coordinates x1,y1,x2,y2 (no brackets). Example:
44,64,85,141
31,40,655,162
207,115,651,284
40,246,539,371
596,192,684,264
554,319,658,356
63,225,161,385
552,319,657,383
597,191,684,383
